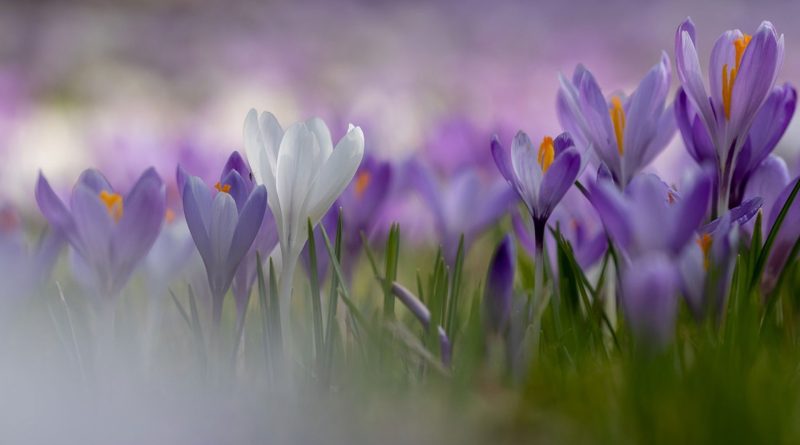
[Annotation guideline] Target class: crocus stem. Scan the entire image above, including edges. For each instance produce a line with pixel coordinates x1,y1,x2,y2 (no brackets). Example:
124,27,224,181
278,251,298,333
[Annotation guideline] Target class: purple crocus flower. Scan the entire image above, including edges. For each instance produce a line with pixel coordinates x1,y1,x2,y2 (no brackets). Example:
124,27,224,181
409,158,516,264
674,18,785,215
180,168,268,324
484,235,515,335
35,168,166,299
589,172,711,259
492,131,582,251
762,177,800,293
621,253,680,348
558,53,674,187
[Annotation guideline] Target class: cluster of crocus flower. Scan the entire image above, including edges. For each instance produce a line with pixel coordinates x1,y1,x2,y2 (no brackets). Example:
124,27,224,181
21,16,800,360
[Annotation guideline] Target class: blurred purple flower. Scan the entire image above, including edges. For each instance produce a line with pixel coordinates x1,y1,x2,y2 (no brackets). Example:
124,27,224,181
35,168,165,298
423,116,495,176
492,131,581,251
674,18,785,214
180,170,267,324
558,52,674,187
622,253,680,348
391,282,452,366
409,158,515,263
589,172,711,259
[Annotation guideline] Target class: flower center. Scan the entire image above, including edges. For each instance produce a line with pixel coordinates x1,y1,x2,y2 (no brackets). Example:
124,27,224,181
696,233,713,271
354,171,371,198
537,136,555,173
609,97,625,156
721,34,752,120
165,208,176,224
214,182,231,193
99,191,123,222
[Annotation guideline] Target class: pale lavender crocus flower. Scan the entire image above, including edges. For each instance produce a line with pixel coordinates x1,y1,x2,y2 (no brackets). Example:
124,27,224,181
35,168,166,299
180,170,267,324
558,52,675,187
391,282,452,366
674,18,785,215
622,252,680,348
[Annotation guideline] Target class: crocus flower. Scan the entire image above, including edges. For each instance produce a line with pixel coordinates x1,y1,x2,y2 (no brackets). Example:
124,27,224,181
35,168,166,299
484,235,515,335
181,171,267,324
409,159,516,264
243,110,364,322
557,53,674,187
491,131,581,250
589,172,711,260
674,18,784,215
391,282,452,366
621,253,680,347
762,177,800,293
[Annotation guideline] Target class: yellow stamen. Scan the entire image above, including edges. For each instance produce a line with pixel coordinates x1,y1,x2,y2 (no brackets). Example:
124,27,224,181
355,171,371,198
609,97,625,156
696,233,713,271
214,182,231,193
537,136,555,173
99,191,123,223
721,34,752,120
165,208,176,224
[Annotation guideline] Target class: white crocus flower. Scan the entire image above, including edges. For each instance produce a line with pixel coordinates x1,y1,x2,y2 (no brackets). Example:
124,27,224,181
243,109,364,321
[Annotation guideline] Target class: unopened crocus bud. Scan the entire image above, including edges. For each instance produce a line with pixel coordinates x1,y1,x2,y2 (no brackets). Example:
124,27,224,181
484,235,515,335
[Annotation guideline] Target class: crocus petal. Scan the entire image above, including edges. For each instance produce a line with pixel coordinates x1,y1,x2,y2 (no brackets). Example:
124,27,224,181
589,181,632,251
304,117,334,157
708,30,741,113
182,176,214,263
537,147,581,220
77,169,113,194
730,22,783,135
220,170,250,212
222,151,252,183
226,185,267,271
510,131,542,215
35,172,79,249
71,184,114,276
670,171,712,254
304,125,365,235
491,135,514,184
112,168,166,284
743,155,790,221
674,18,715,135
742,84,796,173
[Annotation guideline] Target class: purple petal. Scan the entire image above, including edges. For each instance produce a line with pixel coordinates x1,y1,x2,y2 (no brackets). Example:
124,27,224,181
589,181,632,250
226,185,267,272
622,253,679,347
35,172,79,249
674,18,715,136
537,147,581,220
742,84,796,173
182,176,214,264
491,135,514,184
670,170,712,255
484,235,515,334
77,169,113,194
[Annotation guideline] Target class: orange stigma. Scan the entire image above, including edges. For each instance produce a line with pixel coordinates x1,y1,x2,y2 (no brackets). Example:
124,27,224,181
214,182,231,193
537,136,555,173
722,34,752,120
696,233,713,271
99,191,123,222
165,208,176,223
609,96,625,156
355,171,371,198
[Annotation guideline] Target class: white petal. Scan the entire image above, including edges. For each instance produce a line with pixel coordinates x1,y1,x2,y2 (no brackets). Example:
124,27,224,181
510,132,542,211
305,117,334,158
304,126,364,231
243,109,284,244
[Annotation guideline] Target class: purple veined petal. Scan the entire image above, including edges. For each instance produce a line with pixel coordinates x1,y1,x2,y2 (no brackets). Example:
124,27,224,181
220,169,251,212
557,73,592,152
674,18,716,137
675,89,716,164
204,191,239,299
35,172,80,251
510,131,542,215
729,22,783,137
70,184,114,283
491,135,514,184
623,52,672,175
708,30,741,114
112,168,166,287
670,170,712,255
226,185,267,273
589,180,632,251
742,84,797,173
182,176,214,264
626,174,675,253
537,147,581,220
621,252,679,347
743,155,790,227
573,65,615,149
484,235,515,334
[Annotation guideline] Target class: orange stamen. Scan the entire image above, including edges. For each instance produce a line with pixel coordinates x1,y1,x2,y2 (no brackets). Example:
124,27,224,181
537,136,555,173
696,233,713,271
609,96,626,156
722,34,752,120
355,171,371,198
214,182,231,193
99,191,123,223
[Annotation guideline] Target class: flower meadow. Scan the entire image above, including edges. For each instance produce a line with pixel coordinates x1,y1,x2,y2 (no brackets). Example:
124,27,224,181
7,5,800,444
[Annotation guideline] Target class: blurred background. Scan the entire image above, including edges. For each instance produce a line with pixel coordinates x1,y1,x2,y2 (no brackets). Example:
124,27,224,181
3,0,800,206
